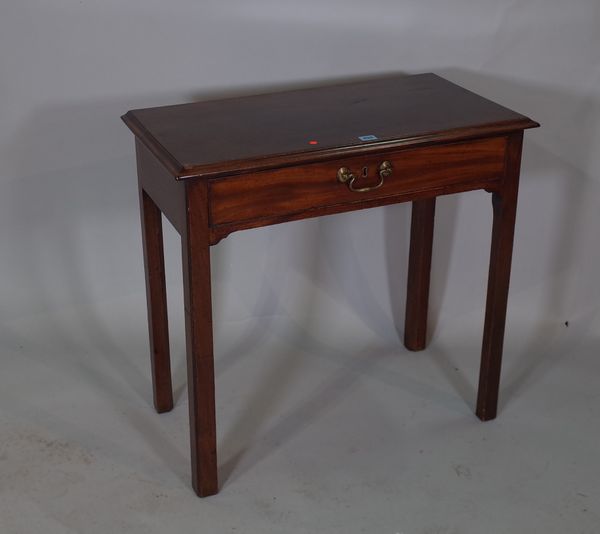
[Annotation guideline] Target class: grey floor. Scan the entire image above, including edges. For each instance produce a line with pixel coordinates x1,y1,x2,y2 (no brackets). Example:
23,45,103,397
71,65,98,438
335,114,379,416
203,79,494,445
1,292,598,534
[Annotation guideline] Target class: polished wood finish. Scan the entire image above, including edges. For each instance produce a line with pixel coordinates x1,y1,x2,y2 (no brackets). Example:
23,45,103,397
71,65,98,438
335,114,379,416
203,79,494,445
210,137,506,227
476,131,523,421
136,139,186,234
122,73,537,179
209,173,499,246
139,188,173,413
404,198,436,351
181,181,218,497
123,73,539,496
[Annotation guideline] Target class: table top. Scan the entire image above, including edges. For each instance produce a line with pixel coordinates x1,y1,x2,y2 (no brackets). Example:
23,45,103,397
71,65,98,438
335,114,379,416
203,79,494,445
122,73,538,180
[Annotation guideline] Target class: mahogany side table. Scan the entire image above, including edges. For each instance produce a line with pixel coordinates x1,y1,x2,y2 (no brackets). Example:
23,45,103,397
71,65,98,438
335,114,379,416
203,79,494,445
122,73,539,496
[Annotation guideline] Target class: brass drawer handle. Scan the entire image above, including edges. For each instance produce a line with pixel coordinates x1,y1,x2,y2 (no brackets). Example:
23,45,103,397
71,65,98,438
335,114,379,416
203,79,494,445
337,161,393,192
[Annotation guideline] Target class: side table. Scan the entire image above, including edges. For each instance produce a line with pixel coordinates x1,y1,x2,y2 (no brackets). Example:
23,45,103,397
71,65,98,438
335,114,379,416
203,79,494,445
122,73,539,496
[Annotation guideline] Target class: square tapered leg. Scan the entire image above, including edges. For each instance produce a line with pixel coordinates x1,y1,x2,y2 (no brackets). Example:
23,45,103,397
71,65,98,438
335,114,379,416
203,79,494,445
404,197,436,351
181,181,218,497
139,187,173,413
476,132,523,421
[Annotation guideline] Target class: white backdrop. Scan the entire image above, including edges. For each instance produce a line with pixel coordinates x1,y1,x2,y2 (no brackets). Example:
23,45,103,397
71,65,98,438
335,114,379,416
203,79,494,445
1,1,599,531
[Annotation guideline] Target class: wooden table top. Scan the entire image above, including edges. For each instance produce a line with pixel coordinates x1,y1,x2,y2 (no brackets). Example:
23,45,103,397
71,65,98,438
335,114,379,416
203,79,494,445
122,73,538,179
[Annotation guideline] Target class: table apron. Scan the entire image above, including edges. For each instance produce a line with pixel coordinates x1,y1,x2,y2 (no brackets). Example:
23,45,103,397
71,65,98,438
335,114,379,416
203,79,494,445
208,135,508,243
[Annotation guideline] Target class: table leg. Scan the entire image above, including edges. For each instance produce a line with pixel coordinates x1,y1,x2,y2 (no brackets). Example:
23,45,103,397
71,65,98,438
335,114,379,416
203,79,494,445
404,197,436,351
140,188,173,413
476,132,523,421
181,181,218,497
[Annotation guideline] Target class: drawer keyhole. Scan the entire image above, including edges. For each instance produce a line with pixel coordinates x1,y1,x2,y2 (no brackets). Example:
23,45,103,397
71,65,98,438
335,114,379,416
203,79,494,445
337,161,392,193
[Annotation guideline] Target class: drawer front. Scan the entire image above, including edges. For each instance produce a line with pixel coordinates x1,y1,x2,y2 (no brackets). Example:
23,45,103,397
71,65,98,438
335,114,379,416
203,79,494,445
209,136,507,227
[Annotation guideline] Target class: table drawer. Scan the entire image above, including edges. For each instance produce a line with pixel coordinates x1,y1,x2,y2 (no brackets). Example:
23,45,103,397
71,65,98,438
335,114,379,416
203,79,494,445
209,136,507,227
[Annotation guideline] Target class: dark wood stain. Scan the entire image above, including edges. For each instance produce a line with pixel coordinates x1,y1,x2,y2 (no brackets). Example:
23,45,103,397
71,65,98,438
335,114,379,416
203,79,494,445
136,139,186,234
209,136,506,229
182,181,218,496
404,198,436,351
476,131,524,421
139,188,173,413
124,73,539,497
122,73,538,179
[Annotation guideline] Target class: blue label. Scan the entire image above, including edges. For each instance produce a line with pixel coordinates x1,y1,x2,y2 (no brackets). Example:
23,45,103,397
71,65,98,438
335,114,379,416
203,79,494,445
358,134,378,141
